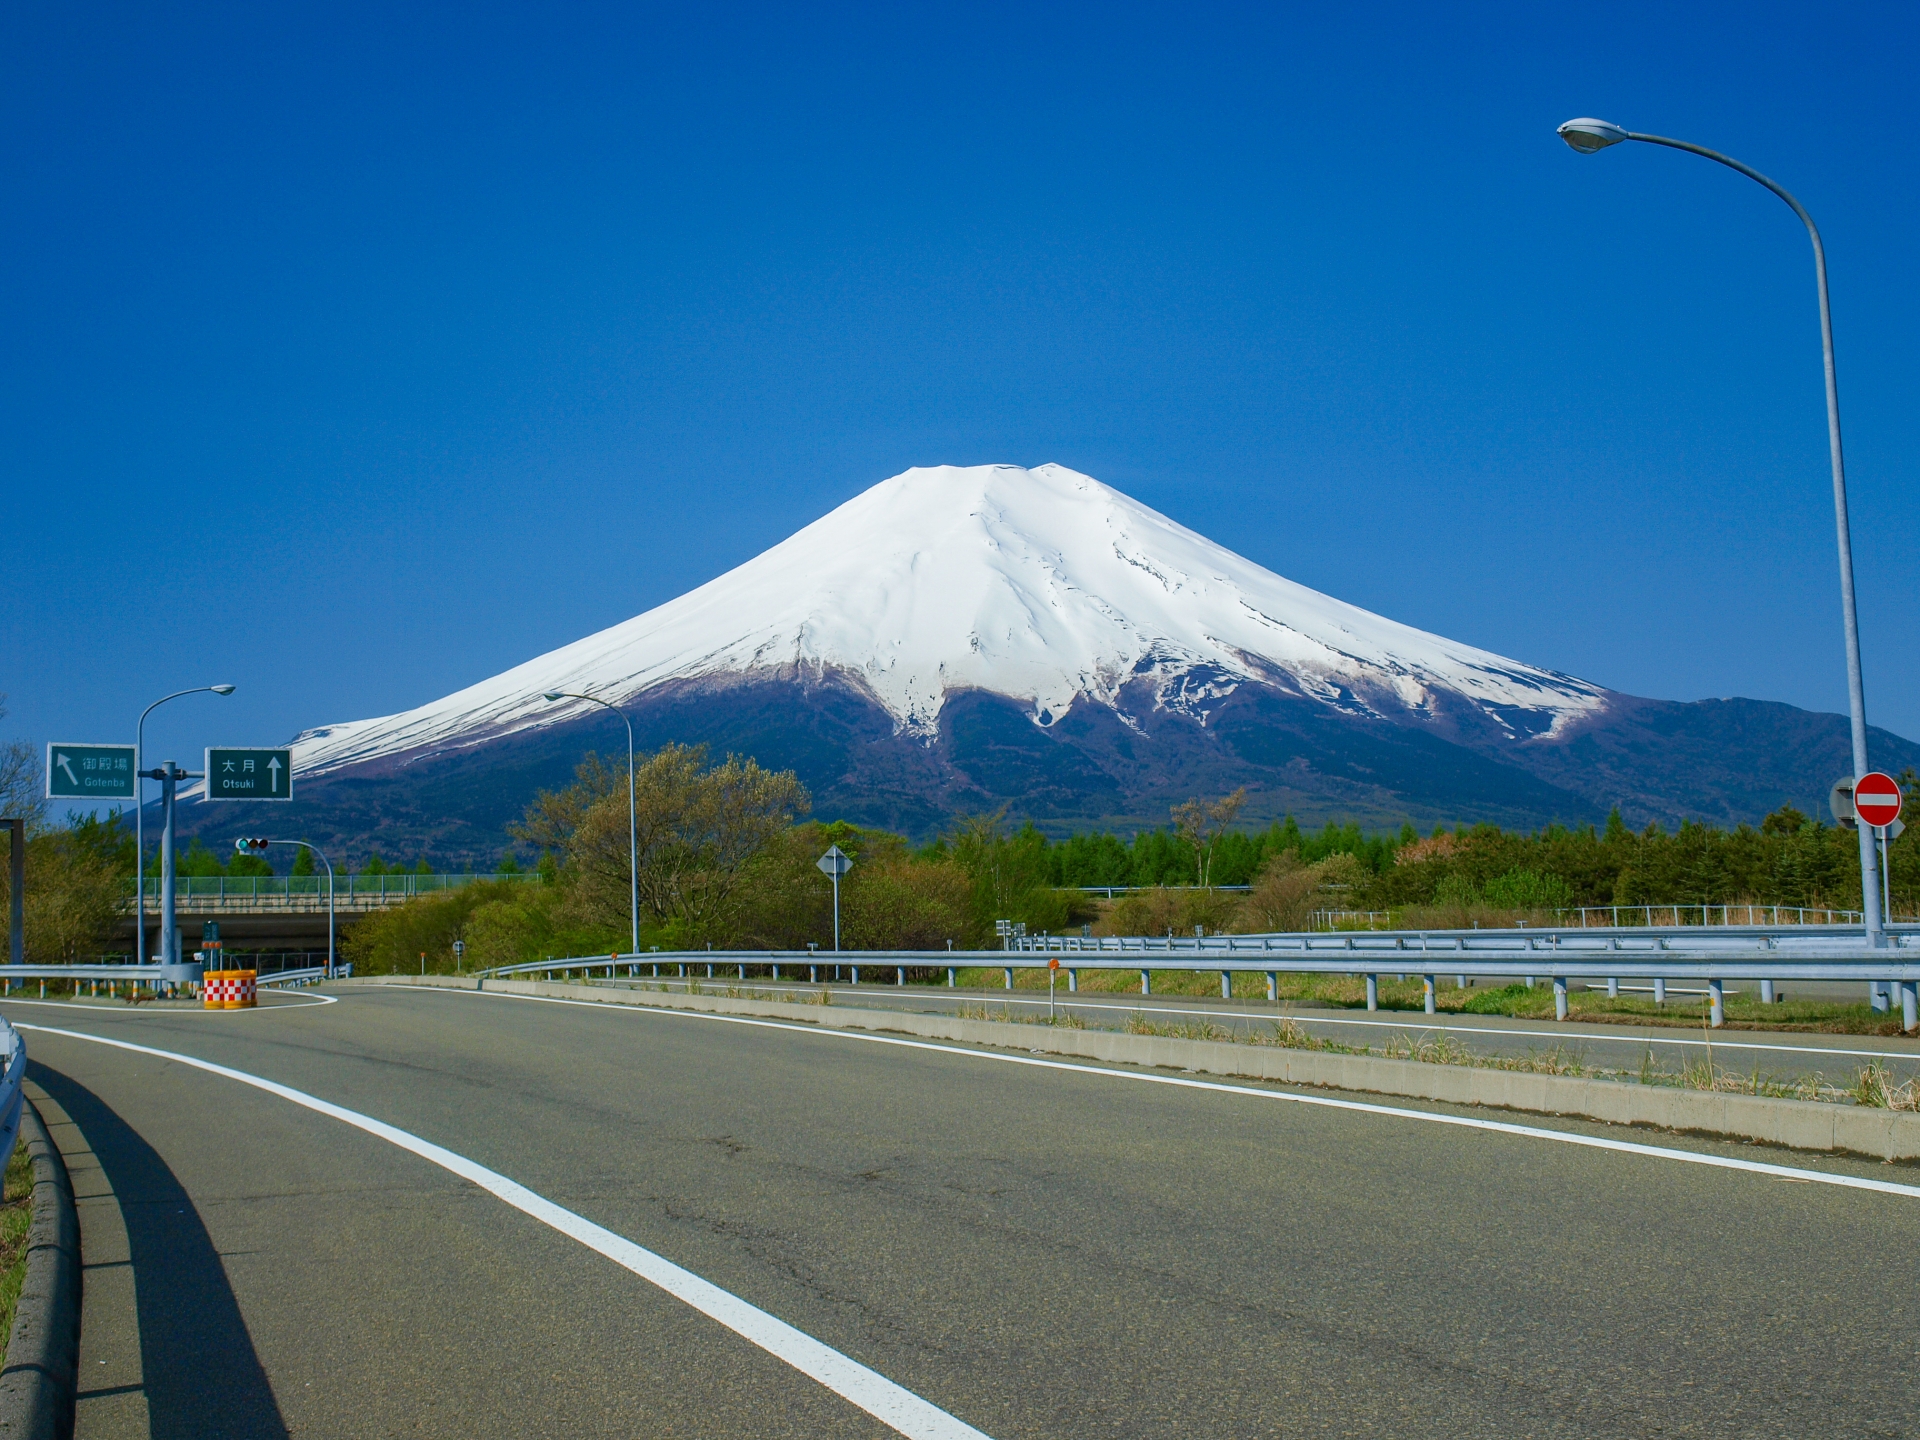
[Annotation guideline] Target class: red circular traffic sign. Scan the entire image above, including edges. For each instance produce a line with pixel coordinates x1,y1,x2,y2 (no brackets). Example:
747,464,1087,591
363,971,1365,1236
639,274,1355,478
1854,771,1904,827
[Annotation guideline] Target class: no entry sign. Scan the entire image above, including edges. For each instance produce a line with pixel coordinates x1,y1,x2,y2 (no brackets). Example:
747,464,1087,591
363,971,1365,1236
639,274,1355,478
1853,771,1904,828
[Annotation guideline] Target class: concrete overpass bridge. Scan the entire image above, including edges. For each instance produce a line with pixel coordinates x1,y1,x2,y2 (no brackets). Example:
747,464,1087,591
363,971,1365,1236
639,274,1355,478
117,873,540,957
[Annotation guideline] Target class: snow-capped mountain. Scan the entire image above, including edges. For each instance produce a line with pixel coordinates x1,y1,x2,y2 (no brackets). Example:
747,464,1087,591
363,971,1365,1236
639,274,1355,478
163,462,1914,859
290,464,1608,776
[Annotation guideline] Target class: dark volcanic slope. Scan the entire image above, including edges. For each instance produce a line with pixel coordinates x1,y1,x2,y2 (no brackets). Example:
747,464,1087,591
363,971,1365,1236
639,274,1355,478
168,672,1920,865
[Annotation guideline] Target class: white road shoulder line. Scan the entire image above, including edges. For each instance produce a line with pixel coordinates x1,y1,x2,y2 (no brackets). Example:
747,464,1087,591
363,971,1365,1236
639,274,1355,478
14,1022,991,1440
0,993,338,1012
435,985,1920,1202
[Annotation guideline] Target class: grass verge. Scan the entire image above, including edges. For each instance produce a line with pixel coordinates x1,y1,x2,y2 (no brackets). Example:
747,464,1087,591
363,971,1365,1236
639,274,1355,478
952,997,1917,1109
0,1135,33,1366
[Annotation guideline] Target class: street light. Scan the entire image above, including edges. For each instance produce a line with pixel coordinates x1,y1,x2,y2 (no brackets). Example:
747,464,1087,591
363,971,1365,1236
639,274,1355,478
541,691,638,955
134,684,235,966
1557,117,1885,947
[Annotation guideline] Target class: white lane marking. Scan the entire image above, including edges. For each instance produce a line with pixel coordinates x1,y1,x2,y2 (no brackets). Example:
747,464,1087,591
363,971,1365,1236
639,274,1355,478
0,992,338,1011
429,985,1920,1202
15,1022,991,1440
671,984,1920,1065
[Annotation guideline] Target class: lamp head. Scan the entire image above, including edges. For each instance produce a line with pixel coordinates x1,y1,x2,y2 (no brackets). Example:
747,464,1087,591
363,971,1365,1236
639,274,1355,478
1557,118,1629,153
211,684,237,695
542,691,565,703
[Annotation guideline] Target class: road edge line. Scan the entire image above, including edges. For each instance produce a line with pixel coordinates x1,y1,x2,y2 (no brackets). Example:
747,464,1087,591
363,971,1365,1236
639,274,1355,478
11,1023,992,1440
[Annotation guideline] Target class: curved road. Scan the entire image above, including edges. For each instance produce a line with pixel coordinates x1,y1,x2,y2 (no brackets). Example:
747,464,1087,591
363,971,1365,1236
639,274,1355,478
6,982,1917,1438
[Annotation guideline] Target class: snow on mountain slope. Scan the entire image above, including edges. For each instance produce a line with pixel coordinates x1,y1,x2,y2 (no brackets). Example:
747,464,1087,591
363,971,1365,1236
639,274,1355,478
286,464,1608,777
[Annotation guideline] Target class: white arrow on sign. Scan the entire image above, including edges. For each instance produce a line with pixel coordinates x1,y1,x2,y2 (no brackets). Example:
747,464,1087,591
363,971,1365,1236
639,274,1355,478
268,756,283,792
55,754,78,786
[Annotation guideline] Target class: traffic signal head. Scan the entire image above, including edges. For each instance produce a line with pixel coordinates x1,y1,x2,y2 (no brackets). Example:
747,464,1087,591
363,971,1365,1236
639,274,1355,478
234,837,270,854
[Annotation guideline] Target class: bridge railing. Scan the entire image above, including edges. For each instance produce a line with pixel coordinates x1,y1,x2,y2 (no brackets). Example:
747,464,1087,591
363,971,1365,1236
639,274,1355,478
129,873,540,906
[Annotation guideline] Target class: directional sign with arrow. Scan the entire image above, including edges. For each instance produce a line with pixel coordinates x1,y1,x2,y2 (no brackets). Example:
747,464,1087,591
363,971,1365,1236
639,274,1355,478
204,747,294,801
45,743,137,800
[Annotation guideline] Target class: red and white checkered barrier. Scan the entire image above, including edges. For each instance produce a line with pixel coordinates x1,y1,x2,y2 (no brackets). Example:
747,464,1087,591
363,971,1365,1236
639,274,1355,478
202,970,258,1009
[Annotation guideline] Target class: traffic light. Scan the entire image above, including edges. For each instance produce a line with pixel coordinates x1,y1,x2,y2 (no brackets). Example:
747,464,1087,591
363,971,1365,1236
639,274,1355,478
234,837,270,855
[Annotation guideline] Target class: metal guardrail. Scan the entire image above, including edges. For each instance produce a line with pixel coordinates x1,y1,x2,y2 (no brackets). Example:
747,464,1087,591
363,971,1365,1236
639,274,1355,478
258,967,328,987
1009,925,1920,958
490,925,1920,1032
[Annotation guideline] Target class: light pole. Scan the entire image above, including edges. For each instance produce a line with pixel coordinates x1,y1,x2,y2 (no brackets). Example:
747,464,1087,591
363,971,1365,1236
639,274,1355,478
237,839,335,978
1557,118,1885,946
134,684,235,965
541,691,638,955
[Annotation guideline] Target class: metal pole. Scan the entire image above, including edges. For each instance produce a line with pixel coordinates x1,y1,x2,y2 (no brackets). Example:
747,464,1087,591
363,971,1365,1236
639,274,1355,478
832,872,841,952
159,763,179,966
1616,130,1882,946
133,685,233,965
544,693,639,956
5,818,22,967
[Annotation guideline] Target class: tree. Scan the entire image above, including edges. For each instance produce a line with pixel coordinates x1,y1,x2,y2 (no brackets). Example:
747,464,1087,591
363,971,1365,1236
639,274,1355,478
515,743,810,943
290,846,315,877
946,811,1067,935
0,698,47,834
1171,789,1247,888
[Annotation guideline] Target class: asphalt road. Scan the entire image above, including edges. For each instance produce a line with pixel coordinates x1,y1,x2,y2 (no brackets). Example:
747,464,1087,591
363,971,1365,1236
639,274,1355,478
603,974,1920,1089
7,981,1919,1438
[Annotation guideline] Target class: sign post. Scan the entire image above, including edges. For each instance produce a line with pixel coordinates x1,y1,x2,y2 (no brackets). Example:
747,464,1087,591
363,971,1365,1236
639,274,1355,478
1854,773,1905,935
204,748,293,802
45,744,137,801
816,845,853,952
1049,955,1060,1021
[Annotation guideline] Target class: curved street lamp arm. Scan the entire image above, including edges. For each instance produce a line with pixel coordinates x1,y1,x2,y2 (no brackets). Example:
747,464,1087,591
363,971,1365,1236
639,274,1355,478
134,684,232,965
266,840,335,977
1617,129,1877,942
541,691,640,955
1625,131,1863,770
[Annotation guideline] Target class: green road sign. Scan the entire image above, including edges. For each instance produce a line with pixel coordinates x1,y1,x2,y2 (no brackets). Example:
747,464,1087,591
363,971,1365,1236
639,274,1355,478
204,747,293,801
46,743,137,800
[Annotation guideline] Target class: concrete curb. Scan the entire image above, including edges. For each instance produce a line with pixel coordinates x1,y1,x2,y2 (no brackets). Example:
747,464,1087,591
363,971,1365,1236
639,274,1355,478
359,974,1920,1162
0,1099,79,1440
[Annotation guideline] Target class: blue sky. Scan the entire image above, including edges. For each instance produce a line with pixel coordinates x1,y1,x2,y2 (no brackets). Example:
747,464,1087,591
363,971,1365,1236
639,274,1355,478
5,2,1916,790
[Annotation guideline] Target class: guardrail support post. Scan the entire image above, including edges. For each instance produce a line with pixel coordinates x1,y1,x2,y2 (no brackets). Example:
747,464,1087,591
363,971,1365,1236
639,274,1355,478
1456,974,1467,990
1220,971,1231,999
1607,977,1619,998
1003,967,1012,990
1708,978,1725,1028
1424,975,1436,1015
1141,970,1151,995
1266,971,1277,1002
1871,981,1890,1014
946,966,955,988
1552,976,1568,1022
1365,975,1378,1011
1759,979,1774,1004
852,965,861,984
1653,978,1666,1005
1903,982,1918,1034
897,966,905,986
1067,968,1077,993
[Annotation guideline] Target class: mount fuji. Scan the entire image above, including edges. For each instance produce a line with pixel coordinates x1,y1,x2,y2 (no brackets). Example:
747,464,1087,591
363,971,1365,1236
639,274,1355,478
182,464,1918,860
